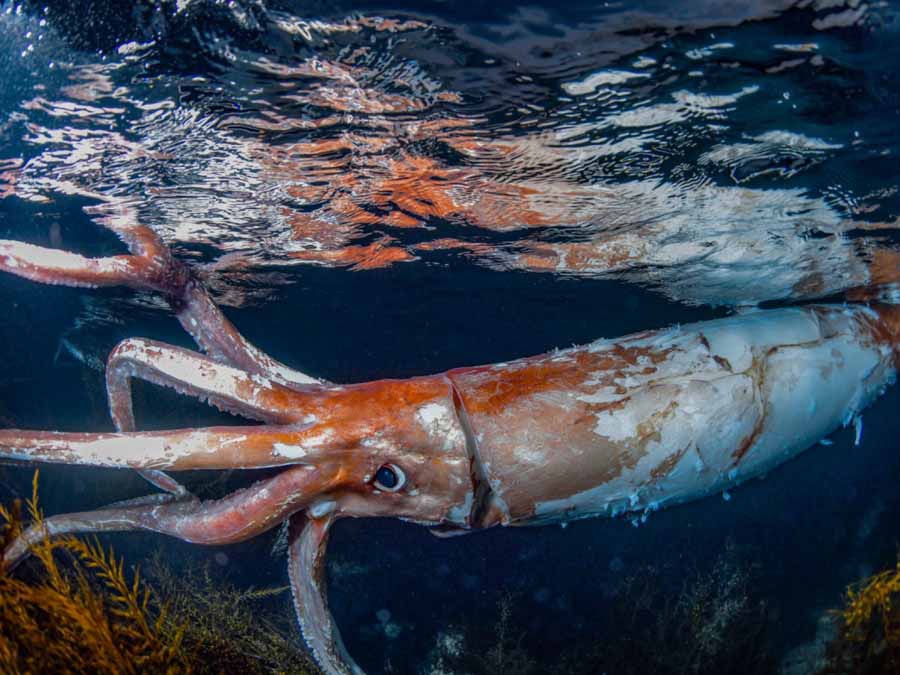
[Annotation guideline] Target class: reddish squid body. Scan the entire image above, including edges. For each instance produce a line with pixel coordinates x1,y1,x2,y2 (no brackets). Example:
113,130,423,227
0,221,898,674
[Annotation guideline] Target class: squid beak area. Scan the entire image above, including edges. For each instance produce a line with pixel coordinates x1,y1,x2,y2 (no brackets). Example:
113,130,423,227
288,511,364,675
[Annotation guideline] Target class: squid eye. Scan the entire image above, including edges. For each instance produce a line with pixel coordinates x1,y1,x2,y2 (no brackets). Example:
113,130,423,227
373,464,405,492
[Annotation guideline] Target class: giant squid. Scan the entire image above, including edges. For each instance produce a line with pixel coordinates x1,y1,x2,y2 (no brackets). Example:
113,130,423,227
0,215,898,674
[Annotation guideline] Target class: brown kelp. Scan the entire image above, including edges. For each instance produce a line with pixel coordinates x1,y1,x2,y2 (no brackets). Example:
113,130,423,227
0,472,188,674
821,556,900,674
144,550,315,674
558,547,774,675
419,544,773,675
0,472,315,674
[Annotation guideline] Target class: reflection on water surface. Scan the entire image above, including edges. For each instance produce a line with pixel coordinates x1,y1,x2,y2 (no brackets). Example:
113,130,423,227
2,0,898,322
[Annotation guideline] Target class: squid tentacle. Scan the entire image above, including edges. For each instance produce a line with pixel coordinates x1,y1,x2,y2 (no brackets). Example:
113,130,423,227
288,512,363,675
173,278,324,388
105,339,192,498
0,214,325,494
135,469,193,498
105,337,317,427
0,217,322,387
0,425,344,471
103,492,182,509
2,464,339,572
104,337,321,496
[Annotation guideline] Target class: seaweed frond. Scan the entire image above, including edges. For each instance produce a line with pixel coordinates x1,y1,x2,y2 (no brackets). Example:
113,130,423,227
0,470,190,674
0,495,22,552
560,544,773,675
843,558,900,647
821,555,900,674
0,471,319,673
145,550,315,674
479,592,537,675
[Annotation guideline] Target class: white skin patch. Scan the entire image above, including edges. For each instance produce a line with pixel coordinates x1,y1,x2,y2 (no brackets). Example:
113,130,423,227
361,435,395,451
446,490,473,525
46,430,227,468
699,309,821,372
416,402,464,452
308,500,336,518
513,446,546,464
591,402,644,442
273,442,307,459
118,339,267,408
251,373,274,388
272,429,335,459
259,357,320,386
576,389,625,405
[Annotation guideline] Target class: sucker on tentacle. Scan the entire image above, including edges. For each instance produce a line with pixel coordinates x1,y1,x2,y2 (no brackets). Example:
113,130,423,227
0,219,898,674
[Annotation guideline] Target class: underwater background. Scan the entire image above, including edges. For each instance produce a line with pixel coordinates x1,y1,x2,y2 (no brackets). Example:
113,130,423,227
1,0,900,672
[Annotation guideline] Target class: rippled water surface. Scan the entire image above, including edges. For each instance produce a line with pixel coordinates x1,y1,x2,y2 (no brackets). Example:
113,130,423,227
1,1,900,673
4,0,900,311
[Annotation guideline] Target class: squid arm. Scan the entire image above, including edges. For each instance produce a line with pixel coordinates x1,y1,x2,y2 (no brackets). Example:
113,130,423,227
1,218,900,675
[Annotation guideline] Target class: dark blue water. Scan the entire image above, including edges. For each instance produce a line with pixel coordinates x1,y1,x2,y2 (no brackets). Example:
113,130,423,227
1,1,899,672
